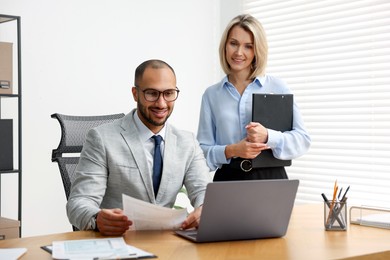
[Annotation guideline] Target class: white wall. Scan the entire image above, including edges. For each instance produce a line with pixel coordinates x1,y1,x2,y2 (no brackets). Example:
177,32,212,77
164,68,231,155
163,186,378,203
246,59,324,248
0,0,245,237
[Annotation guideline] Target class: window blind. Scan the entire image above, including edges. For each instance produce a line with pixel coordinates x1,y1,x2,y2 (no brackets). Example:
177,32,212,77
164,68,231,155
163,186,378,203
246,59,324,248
243,0,390,207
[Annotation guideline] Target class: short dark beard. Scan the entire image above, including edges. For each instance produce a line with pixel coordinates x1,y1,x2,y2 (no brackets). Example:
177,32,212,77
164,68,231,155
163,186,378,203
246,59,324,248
138,100,169,127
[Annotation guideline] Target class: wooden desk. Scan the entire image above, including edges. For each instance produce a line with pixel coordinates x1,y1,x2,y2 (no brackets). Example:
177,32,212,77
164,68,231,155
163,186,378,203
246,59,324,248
1,204,389,259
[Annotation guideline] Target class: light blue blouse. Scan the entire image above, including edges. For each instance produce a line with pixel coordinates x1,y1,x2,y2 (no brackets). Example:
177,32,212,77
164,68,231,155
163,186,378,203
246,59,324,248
197,75,311,171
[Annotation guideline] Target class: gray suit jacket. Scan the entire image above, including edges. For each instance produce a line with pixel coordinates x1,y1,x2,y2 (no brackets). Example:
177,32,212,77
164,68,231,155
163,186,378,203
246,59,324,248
66,109,211,230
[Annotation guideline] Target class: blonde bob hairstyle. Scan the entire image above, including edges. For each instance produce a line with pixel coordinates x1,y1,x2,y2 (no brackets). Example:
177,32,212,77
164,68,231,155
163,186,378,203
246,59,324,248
219,14,268,79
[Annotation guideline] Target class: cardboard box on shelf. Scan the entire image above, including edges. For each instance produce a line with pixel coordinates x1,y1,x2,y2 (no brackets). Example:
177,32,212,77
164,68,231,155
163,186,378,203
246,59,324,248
0,42,13,94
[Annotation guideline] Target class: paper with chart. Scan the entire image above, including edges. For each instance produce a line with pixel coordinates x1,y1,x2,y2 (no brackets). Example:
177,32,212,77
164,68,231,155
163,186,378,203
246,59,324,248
122,194,187,230
52,237,133,259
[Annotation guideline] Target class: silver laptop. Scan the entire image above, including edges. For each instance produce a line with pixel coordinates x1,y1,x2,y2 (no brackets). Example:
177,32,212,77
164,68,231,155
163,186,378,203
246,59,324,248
175,179,299,243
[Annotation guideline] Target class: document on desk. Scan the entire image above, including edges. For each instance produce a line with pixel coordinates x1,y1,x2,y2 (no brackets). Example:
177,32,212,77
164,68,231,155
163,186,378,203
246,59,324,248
358,213,390,228
0,248,27,259
122,194,187,230
350,206,390,230
42,241,156,259
52,237,134,259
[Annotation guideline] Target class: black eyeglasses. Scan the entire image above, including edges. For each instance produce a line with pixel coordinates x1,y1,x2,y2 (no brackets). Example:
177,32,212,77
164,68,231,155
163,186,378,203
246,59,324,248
136,87,180,102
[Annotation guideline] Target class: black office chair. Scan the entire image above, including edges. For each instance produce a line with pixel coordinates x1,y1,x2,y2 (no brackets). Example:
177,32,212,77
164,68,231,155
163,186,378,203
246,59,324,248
51,112,125,230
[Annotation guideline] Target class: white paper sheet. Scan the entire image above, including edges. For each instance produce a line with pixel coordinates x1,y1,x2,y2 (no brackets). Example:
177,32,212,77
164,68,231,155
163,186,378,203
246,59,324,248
359,213,390,228
52,237,133,259
43,244,155,259
122,194,187,231
0,248,27,260
127,245,156,258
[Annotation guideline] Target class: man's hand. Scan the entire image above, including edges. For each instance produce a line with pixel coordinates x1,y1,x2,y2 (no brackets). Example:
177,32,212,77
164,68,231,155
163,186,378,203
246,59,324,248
95,208,132,236
181,206,202,230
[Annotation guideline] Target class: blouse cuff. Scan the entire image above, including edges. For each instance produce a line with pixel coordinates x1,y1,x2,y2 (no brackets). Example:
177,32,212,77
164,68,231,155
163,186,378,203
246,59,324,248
266,129,283,148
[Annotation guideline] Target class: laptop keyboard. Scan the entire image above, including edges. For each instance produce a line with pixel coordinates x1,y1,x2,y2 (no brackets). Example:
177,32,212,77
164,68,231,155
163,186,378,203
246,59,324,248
180,229,198,239
188,230,198,238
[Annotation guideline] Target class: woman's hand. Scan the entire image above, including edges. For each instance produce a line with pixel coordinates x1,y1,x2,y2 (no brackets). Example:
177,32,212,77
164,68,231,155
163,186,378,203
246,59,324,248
225,139,269,159
246,122,268,143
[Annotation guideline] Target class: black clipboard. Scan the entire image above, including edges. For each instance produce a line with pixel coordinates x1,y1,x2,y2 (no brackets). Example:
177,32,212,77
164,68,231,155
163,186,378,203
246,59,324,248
251,94,293,168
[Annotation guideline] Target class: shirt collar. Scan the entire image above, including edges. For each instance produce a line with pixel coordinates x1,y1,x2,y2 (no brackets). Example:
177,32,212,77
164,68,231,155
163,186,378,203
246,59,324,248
255,75,266,86
222,75,265,89
133,110,166,143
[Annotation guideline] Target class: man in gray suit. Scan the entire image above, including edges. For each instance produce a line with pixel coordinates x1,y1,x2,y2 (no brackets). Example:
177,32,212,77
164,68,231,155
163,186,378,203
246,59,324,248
67,59,211,236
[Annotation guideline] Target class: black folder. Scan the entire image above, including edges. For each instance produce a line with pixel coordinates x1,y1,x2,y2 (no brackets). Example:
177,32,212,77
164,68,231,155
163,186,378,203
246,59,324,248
0,119,13,170
251,94,293,168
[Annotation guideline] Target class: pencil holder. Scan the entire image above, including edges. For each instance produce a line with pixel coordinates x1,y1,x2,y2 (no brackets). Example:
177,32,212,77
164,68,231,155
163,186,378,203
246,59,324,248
324,201,347,231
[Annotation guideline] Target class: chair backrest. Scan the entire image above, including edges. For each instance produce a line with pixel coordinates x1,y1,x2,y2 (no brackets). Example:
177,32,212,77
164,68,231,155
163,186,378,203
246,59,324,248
51,113,125,231
51,113,125,200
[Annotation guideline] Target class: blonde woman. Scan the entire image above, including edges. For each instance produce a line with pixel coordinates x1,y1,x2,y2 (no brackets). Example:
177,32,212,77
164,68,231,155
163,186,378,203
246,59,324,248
197,14,311,181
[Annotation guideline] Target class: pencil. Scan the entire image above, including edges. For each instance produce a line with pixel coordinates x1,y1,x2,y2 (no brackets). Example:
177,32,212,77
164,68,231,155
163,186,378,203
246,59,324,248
326,180,338,225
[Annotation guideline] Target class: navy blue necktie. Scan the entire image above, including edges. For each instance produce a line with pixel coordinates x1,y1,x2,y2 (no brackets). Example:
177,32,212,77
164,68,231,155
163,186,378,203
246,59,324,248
152,135,163,197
